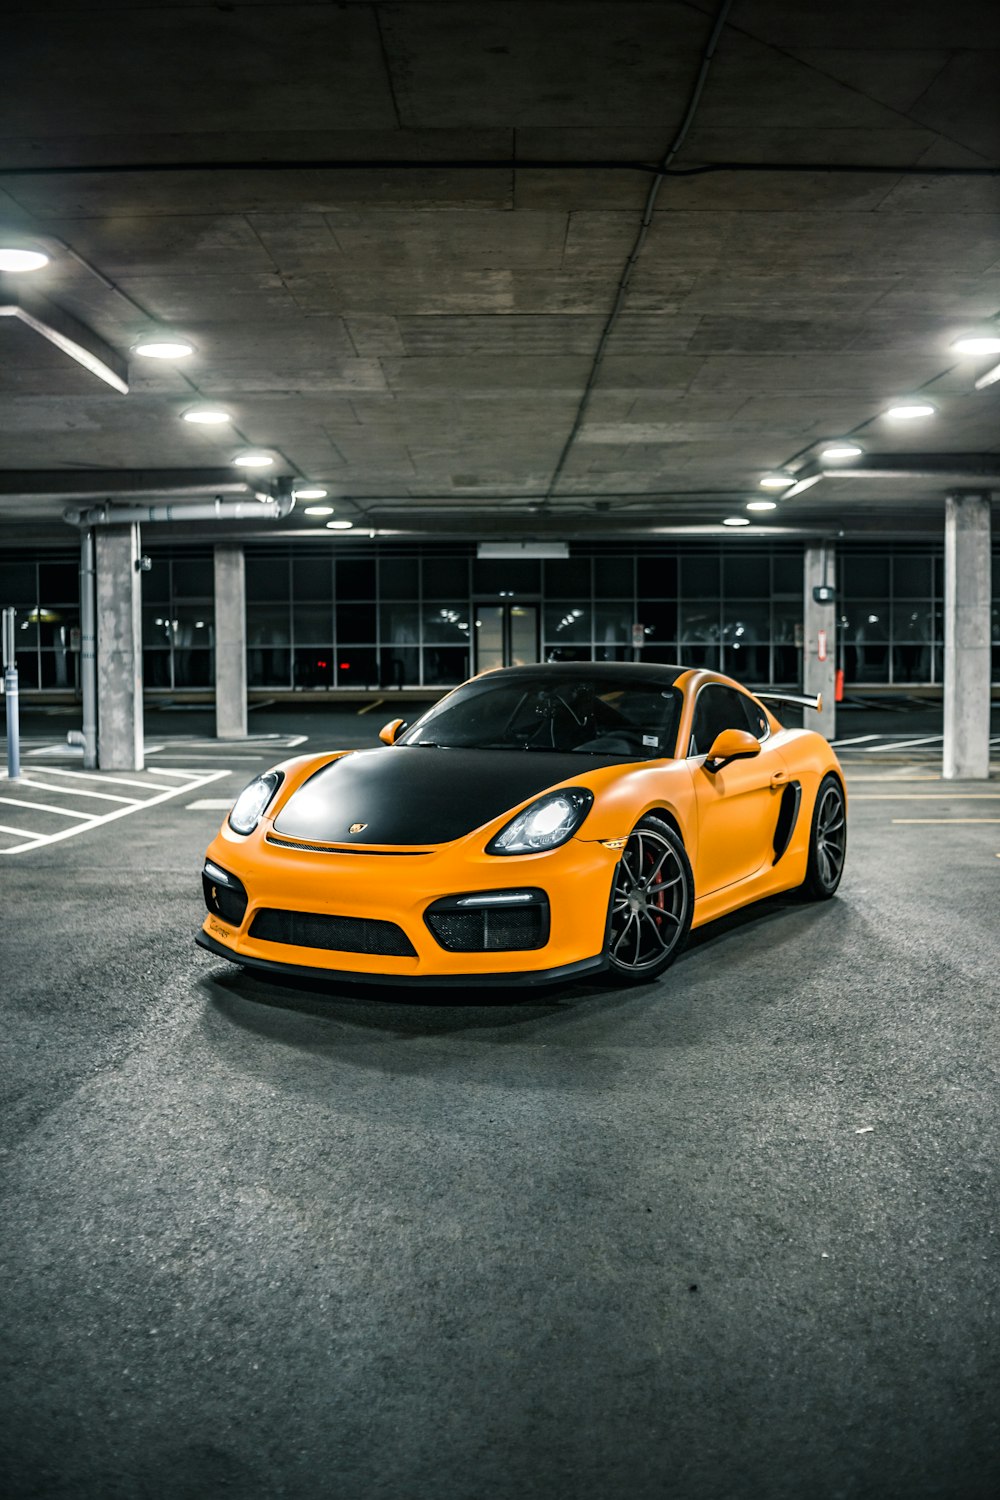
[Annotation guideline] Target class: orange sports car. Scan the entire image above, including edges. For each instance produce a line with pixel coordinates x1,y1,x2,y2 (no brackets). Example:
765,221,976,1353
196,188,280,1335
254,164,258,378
197,663,846,988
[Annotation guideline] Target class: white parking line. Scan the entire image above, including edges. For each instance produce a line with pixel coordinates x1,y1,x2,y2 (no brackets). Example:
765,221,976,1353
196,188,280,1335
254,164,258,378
830,734,884,747
186,799,234,810
0,794,98,820
28,766,178,792
850,793,1000,801
869,735,942,752
0,768,232,855
12,776,141,805
0,821,44,838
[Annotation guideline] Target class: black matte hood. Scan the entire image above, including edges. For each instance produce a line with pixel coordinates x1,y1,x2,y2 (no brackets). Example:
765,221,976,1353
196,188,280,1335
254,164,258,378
272,747,594,847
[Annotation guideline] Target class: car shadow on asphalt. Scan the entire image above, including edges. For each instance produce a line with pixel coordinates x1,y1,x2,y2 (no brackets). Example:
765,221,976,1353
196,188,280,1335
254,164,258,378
199,887,840,1048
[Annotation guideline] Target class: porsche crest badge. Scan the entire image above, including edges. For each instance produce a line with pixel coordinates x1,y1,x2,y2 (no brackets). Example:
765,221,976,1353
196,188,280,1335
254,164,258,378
349,823,368,833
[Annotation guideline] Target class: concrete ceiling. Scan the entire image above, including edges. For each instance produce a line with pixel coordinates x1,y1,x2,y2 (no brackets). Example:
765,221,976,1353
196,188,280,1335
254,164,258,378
0,0,998,543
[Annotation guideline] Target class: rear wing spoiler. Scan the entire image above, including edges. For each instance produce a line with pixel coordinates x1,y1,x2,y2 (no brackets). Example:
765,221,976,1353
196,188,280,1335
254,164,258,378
756,690,823,714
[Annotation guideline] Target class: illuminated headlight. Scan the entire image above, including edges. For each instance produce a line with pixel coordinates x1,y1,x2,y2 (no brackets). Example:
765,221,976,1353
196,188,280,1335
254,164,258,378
486,788,593,855
228,771,283,835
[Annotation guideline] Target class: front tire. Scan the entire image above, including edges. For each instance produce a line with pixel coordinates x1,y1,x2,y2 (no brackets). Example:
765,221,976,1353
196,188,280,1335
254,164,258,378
606,816,693,983
800,773,847,900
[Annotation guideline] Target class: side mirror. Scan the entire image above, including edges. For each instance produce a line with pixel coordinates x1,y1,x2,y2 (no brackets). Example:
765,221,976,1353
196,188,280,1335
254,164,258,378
704,728,761,772
378,718,407,746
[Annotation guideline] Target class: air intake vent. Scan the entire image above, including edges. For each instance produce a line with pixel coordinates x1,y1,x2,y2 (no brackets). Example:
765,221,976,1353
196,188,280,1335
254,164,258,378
249,908,416,958
425,891,549,952
202,863,248,927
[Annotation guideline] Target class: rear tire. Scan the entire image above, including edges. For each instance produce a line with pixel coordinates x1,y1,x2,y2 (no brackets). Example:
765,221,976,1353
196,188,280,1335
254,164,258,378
606,816,693,984
800,773,847,900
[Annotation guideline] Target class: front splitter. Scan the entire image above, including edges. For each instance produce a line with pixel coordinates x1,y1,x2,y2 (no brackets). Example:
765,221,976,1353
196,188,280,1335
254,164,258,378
195,930,607,989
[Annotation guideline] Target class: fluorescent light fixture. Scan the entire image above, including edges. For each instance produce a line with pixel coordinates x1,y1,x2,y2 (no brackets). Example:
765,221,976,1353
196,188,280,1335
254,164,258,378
820,443,863,461
746,499,777,512
759,473,793,489
783,474,824,498
723,516,750,527
294,486,328,500
182,406,230,425
974,361,1000,390
233,451,274,469
883,402,935,420
951,334,1000,356
132,336,195,359
477,541,569,559
326,519,354,530
304,505,334,516
0,247,49,272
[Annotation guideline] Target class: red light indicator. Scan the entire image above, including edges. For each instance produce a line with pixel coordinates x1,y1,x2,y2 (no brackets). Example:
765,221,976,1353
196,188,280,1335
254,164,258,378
317,659,328,668
339,661,350,670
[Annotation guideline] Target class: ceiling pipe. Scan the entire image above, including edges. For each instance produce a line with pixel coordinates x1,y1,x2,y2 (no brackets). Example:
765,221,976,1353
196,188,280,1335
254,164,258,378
65,492,296,526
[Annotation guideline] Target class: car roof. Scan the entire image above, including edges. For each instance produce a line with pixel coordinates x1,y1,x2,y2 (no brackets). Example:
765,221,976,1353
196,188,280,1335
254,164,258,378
479,662,685,687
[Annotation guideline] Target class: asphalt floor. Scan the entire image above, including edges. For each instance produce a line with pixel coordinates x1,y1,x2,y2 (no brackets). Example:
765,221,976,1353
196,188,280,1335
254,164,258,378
1,701,998,1499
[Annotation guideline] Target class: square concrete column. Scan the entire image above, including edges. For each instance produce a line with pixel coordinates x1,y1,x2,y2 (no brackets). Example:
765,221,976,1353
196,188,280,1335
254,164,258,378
803,544,837,741
943,493,992,781
95,523,144,771
214,542,248,740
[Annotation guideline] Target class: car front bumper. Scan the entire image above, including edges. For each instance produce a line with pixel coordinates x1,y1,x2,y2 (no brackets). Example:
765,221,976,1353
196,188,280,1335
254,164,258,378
197,823,620,983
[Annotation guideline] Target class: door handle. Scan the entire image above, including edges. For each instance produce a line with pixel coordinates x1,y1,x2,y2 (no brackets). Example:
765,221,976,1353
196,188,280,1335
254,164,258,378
770,770,788,788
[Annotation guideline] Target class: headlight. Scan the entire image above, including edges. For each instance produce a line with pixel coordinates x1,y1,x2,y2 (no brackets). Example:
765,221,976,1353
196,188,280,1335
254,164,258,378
486,788,593,855
228,770,283,835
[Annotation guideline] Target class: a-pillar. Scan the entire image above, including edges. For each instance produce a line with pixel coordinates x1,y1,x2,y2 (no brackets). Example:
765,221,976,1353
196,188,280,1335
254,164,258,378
943,492,992,780
95,523,144,770
803,544,837,741
214,542,247,740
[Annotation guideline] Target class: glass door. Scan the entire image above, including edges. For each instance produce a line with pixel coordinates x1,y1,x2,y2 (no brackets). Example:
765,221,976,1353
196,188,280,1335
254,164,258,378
474,603,539,673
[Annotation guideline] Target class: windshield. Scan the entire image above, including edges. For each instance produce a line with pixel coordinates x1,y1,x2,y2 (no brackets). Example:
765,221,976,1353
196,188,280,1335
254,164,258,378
398,673,683,758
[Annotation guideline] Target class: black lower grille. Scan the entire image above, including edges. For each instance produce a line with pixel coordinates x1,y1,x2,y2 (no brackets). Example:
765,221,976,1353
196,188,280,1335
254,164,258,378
249,908,416,958
425,891,549,953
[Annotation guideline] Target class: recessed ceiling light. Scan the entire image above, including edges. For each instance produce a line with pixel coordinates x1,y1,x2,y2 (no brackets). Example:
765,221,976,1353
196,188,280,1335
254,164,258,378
304,505,334,516
232,451,273,469
294,486,328,500
951,333,1000,356
746,499,777,512
759,473,793,489
820,442,863,461
723,516,750,527
326,519,354,531
883,401,935,420
182,406,230,425
0,247,49,273
132,336,195,359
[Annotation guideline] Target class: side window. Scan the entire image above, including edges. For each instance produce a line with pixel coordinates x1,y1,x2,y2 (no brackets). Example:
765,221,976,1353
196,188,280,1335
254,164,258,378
740,694,770,741
689,685,753,756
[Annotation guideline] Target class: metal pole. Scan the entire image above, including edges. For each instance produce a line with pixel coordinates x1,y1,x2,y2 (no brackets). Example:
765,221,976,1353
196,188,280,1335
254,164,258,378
79,527,98,768
2,607,20,781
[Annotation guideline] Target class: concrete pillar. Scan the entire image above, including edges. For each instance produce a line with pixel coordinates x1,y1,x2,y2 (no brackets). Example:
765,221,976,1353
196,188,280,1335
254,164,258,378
803,544,837,741
214,542,247,740
95,523,143,771
943,492,992,780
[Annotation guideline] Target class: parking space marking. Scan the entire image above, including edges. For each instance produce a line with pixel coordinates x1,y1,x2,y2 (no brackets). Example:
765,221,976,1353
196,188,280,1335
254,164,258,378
186,799,234,810
849,793,1000,801
892,818,1000,824
12,776,141,805
0,768,231,855
0,793,98,820
868,735,942,753
0,821,44,839
31,766,179,792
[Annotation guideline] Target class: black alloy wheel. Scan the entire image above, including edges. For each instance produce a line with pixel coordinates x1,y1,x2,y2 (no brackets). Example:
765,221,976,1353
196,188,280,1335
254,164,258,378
801,773,847,900
607,816,693,983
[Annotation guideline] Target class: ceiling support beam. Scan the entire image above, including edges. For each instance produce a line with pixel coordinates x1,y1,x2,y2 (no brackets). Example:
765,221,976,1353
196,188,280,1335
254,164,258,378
0,283,128,393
